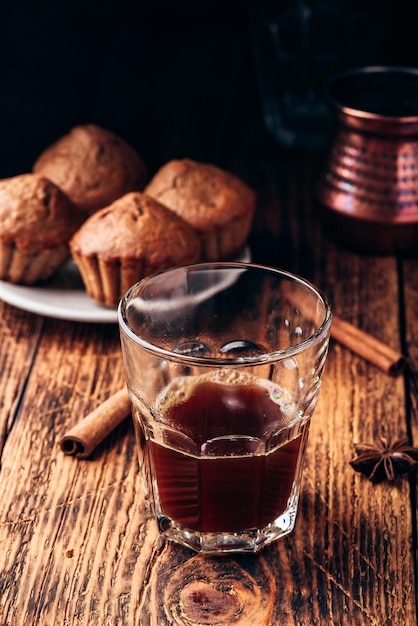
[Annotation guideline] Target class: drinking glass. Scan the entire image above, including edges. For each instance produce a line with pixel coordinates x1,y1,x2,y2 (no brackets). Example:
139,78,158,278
118,263,332,553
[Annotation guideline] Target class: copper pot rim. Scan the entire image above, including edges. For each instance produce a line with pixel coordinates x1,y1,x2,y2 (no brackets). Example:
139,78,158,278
324,65,418,125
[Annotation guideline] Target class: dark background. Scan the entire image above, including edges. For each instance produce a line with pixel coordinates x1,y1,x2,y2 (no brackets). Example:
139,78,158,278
0,0,417,181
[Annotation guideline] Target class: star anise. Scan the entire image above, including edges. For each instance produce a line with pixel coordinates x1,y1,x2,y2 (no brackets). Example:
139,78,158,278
350,436,418,484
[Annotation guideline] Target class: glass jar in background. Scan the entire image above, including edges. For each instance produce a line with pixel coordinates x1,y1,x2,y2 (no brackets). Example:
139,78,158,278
249,0,389,151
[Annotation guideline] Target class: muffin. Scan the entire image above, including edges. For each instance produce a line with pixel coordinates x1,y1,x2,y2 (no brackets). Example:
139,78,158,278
144,159,256,260
0,173,83,285
33,124,148,215
69,192,202,307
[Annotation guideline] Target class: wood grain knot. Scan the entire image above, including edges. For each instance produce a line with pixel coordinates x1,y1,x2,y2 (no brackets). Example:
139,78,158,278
163,555,276,625
180,581,243,623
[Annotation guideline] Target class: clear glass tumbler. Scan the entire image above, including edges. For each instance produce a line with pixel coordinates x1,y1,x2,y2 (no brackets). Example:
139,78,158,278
118,263,332,553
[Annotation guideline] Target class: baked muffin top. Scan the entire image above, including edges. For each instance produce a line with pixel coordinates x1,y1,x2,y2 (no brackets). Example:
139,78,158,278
33,124,148,215
70,191,202,264
0,173,81,249
144,159,256,231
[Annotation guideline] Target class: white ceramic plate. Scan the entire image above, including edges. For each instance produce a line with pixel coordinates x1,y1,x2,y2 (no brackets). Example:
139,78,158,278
0,248,251,323
0,260,117,323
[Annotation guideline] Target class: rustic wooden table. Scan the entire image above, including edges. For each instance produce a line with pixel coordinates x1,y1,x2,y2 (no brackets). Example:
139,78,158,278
0,145,417,625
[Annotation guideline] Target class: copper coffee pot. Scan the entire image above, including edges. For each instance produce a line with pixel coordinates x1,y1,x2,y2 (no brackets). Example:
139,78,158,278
316,66,418,254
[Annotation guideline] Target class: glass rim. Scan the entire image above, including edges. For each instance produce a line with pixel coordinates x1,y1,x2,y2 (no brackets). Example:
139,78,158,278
117,262,332,367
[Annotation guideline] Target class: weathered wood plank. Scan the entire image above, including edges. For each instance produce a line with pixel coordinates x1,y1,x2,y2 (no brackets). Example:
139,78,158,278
0,303,44,458
402,255,418,594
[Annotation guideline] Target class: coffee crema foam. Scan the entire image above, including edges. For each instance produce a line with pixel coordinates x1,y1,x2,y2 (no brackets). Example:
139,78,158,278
156,369,296,417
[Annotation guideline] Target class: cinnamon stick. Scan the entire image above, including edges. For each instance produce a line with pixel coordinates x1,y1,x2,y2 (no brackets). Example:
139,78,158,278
280,284,404,375
331,316,406,376
60,387,132,459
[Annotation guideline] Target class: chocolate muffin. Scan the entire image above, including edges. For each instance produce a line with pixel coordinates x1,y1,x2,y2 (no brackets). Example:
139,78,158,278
33,124,148,215
0,173,83,285
144,159,256,260
69,192,202,307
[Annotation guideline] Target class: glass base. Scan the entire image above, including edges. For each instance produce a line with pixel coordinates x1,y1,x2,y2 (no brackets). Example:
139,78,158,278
156,505,298,554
